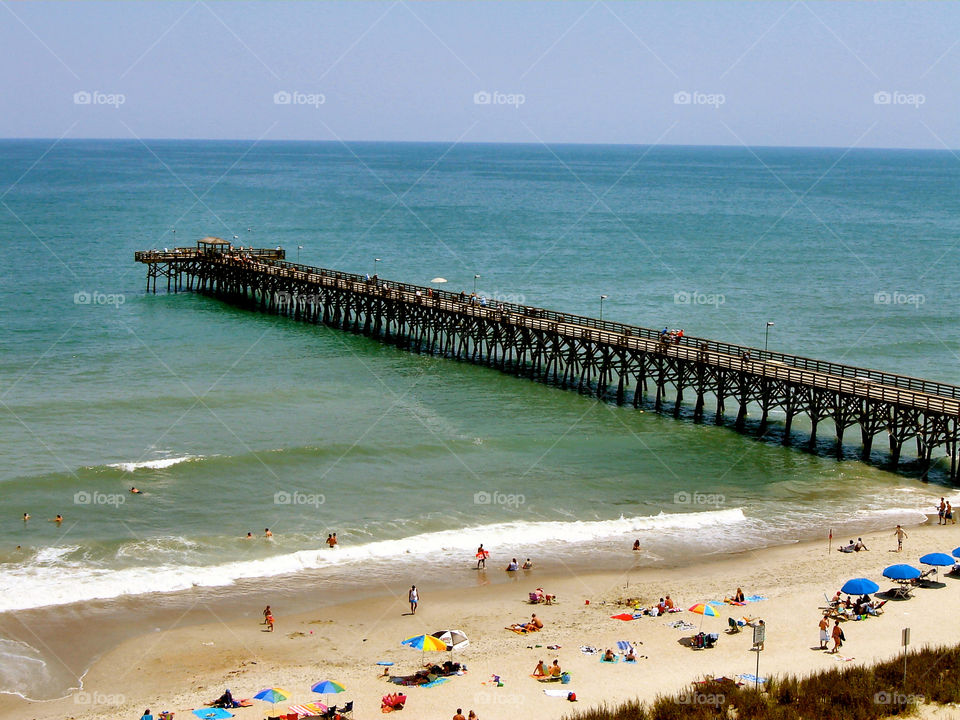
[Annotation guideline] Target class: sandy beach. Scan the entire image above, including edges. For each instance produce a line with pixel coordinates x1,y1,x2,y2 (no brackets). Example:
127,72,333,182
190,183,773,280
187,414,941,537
3,516,958,720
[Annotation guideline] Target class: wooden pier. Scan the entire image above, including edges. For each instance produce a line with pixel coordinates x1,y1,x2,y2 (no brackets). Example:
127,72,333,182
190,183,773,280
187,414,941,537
136,238,960,481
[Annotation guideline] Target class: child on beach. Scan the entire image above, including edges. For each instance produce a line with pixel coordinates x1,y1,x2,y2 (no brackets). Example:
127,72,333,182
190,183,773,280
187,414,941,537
262,605,271,624
894,525,908,552
533,659,546,677
266,611,275,632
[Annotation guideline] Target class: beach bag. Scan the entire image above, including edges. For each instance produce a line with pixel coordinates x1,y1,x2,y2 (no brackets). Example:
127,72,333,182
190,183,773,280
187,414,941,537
561,672,571,684
567,692,577,701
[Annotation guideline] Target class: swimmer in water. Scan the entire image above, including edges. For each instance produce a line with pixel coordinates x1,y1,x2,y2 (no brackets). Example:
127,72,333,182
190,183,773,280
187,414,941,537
130,487,142,494
264,528,273,538
52,514,63,525
245,532,253,539
23,513,30,522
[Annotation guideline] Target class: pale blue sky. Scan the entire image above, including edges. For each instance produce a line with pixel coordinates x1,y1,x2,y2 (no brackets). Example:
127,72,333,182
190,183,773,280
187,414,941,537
1,1,957,148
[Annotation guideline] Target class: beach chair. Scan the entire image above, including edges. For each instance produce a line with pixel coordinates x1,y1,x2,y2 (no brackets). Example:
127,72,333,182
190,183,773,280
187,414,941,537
911,568,936,586
727,617,741,633
339,701,353,716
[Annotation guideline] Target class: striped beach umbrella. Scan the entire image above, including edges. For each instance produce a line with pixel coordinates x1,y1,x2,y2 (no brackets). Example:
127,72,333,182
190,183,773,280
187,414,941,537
688,602,718,629
311,680,346,704
253,687,289,705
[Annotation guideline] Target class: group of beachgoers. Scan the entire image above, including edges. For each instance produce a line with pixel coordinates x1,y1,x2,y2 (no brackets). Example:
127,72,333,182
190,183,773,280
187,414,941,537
938,498,956,525
474,544,533,571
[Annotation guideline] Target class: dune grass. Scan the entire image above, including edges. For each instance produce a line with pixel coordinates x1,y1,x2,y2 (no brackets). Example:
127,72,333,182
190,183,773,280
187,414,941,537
565,644,960,719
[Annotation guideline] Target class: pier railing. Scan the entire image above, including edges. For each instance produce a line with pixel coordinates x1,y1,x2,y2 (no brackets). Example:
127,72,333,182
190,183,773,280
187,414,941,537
235,255,960,405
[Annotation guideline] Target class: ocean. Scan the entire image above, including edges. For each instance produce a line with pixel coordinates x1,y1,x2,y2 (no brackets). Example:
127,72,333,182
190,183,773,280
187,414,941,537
0,140,957,696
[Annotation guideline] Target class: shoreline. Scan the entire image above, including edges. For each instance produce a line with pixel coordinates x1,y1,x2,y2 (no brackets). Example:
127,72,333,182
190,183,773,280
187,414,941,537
4,514,959,719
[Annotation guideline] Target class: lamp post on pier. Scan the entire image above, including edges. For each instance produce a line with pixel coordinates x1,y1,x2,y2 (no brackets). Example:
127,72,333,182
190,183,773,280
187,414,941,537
600,295,608,321
374,258,381,276
473,274,480,294
765,321,775,352
297,245,303,263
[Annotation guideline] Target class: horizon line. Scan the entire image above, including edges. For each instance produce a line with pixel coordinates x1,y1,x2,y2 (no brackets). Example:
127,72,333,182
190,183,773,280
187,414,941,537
0,137,954,152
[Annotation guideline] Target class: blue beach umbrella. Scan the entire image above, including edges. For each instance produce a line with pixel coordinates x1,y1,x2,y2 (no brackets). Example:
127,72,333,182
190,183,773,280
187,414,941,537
840,578,880,595
952,547,960,559
883,564,921,581
920,553,955,566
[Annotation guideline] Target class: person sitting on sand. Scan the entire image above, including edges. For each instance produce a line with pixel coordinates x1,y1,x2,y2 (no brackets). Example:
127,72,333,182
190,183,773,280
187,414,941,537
524,613,543,632
468,711,478,720
549,659,562,677
212,689,239,708
603,648,615,662
724,587,745,603
838,539,856,553
665,594,675,610
624,647,637,662
533,659,546,677
453,709,466,720
657,597,667,614
140,710,153,720
506,558,519,571
854,537,869,552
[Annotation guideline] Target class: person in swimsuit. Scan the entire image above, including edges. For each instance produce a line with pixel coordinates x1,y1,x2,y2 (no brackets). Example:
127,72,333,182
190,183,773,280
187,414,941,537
532,659,546,677
23,513,29,523
264,528,273,538
476,544,486,569
522,558,533,569
506,558,518,571
409,585,419,614
130,487,142,494
894,525,908,552
633,539,641,551
52,514,63,525
549,659,562,677
819,616,829,650
938,498,946,525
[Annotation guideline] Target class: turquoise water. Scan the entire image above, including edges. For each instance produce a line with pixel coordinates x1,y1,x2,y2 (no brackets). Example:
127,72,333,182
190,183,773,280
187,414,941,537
0,141,957,634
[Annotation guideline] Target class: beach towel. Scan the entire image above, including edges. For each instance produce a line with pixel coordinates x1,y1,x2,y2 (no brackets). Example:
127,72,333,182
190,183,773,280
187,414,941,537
191,709,233,720
616,641,634,653
580,646,599,654
236,700,252,707
745,595,767,602
667,620,696,631
544,689,574,697
420,677,448,688
834,655,855,662
738,673,767,684
600,655,619,663
288,702,327,716
610,613,635,621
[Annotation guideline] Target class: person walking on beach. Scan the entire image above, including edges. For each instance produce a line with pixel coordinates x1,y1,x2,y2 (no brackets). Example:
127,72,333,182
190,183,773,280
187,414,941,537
938,498,946,524
894,525,908,552
409,585,419,614
476,544,486,569
262,605,271,624
947,502,955,525
266,611,275,632
830,620,843,654
819,616,829,650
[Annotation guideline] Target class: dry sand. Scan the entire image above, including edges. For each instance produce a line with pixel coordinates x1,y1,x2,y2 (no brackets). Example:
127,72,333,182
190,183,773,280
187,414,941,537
5,517,960,720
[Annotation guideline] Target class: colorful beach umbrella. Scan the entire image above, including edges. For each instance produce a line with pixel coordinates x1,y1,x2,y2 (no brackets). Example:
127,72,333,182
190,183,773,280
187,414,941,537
311,680,345,695
311,680,346,704
883,564,921,580
840,578,879,595
401,634,448,652
688,603,719,616
688,602,718,629
253,687,290,705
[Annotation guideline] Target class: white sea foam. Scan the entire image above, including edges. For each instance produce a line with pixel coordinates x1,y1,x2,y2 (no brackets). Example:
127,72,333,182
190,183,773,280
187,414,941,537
0,509,747,612
106,455,201,472
0,638,50,698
